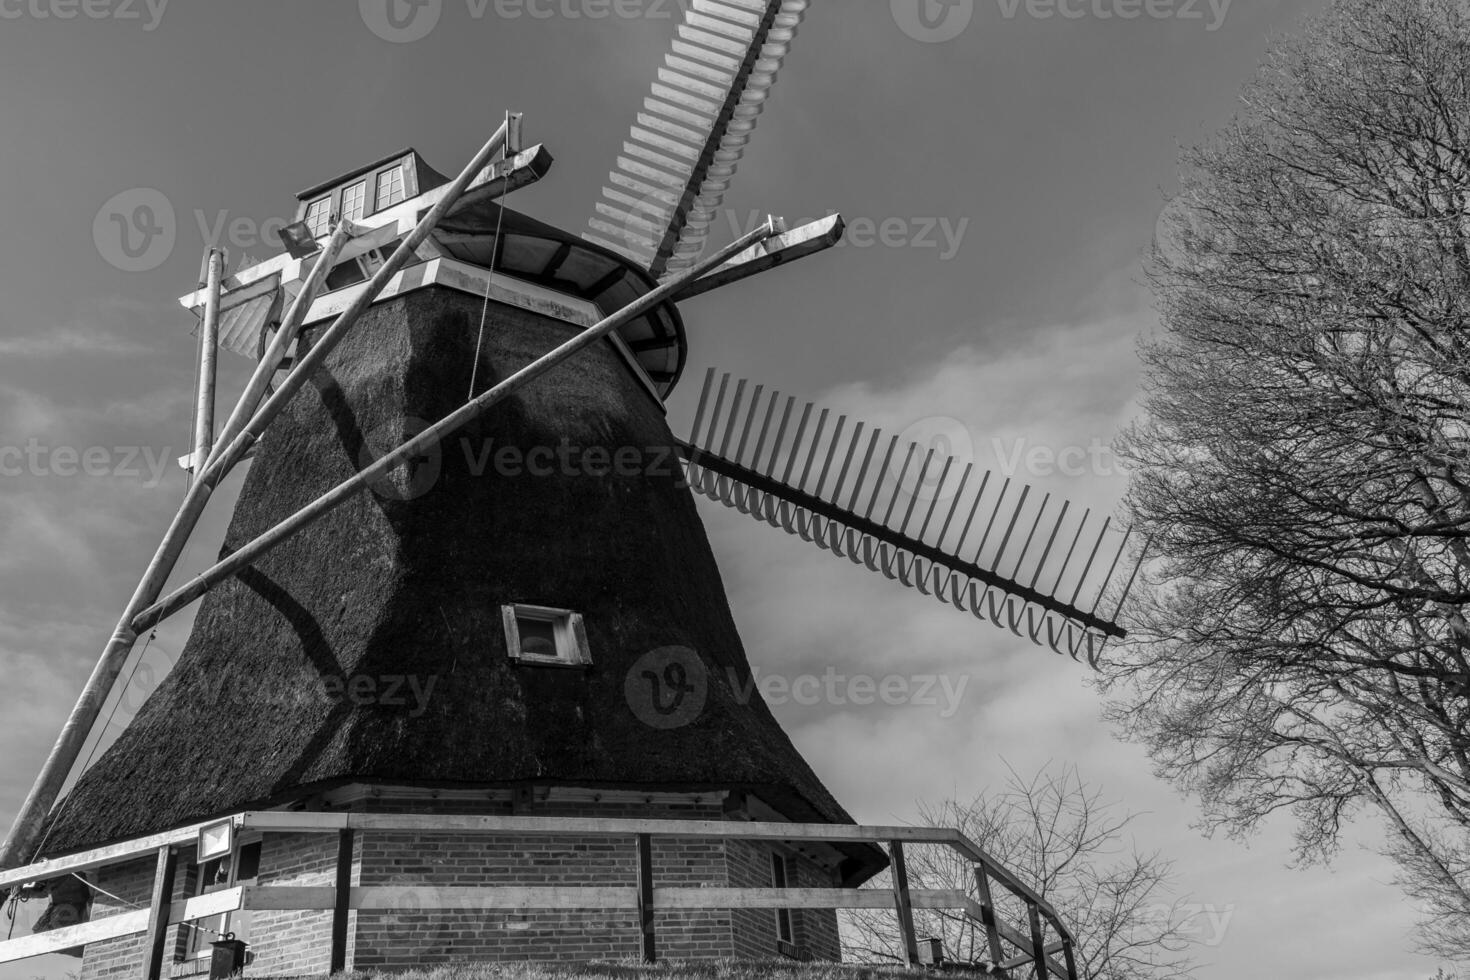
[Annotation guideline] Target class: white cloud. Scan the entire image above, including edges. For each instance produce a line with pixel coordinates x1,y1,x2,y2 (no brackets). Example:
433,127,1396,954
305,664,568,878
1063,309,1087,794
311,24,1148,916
0,324,151,359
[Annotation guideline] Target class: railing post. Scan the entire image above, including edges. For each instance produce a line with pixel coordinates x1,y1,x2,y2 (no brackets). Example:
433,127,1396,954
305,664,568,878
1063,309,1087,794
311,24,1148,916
141,845,178,980
635,834,656,963
1062,937,1079,980
972,863,1005,967
329,829,354,974
888,841,920,967
1027,901,1050,980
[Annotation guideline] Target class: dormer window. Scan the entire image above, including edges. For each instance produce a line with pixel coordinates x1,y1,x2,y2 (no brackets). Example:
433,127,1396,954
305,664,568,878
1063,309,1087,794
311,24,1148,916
502,605,591,667
304,197,332,238
376,164,407,210
341,180,367,223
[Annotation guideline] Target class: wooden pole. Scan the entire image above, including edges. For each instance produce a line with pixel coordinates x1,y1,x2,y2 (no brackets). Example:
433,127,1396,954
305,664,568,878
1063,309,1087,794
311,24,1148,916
972,863,1005,966
141,845,178,980
329,829,354,973
130,220,779,633
192,249,225,473
1027,901,1050,980
635,834,655,963
0,116,519,875
889,841,920,967
206,219,355,472
1061,938,1079,980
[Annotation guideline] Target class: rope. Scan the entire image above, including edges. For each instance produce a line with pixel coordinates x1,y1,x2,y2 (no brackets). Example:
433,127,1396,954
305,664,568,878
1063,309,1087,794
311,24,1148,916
467,112,512,401
70,872,228,942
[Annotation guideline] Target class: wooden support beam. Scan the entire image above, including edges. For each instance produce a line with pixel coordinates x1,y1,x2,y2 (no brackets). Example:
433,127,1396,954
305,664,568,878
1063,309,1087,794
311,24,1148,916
889,841,920,967
670,215,845,302
973,864,1005,966
635,834,656,964
141,846,178,980
330,829,353,974
0,910,151,964
192,248,225,472
1028,901,1050,980
1062,938,1079,980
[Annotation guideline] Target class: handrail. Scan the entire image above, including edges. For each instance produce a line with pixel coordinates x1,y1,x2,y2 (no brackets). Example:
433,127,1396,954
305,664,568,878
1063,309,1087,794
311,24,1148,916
0,812,1078,979
236,811,1075,943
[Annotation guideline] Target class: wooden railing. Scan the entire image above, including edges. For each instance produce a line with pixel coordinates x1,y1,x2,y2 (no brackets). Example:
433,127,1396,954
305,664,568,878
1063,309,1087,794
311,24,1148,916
0,812,1079,979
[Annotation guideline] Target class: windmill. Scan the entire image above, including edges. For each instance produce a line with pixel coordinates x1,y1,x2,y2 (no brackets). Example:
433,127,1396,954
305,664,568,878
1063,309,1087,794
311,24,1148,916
0,3,1133,976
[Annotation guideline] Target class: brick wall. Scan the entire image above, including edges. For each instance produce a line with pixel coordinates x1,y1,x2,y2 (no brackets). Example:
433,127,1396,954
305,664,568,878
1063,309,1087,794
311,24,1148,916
351,798,735,969
79,856,161,980
79,796,848,977
725,840,840,962
243,832,341,977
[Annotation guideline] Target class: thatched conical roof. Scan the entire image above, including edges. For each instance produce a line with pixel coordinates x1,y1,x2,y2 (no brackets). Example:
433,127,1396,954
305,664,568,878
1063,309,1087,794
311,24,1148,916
43,279,872,877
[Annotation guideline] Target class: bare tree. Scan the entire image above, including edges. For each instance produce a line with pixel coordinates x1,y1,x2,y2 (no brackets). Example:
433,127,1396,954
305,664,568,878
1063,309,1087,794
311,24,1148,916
842,764,1196,979
1104,0,1470,960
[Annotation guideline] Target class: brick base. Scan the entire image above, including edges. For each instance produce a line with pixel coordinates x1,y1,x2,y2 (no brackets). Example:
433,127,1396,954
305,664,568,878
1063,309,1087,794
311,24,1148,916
78,793,843,978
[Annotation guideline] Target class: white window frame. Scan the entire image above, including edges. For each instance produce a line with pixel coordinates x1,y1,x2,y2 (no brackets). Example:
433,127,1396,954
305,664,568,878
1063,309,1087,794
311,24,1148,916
340,180,367,223
771,851,794,945
502,604,591,667
376,164,406,211
304,196,332,238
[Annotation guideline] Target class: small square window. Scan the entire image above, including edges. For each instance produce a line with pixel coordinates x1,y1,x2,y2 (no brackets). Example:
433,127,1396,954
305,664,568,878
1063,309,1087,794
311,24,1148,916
341,180,367,223
376,165,406,211
502,605,590,666
304,197,332,238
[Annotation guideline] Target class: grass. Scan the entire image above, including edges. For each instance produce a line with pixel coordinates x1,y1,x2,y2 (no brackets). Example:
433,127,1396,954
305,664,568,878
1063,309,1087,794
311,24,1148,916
323,959,999,980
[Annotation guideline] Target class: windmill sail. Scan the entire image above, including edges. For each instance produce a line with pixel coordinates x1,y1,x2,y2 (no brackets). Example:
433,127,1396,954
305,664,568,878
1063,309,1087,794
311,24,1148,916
585,0,810,279
678,371,1142,665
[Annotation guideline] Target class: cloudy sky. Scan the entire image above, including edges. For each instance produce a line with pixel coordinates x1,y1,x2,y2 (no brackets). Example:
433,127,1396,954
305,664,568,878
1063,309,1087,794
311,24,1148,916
0,1,1444,978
